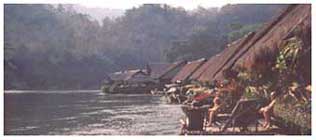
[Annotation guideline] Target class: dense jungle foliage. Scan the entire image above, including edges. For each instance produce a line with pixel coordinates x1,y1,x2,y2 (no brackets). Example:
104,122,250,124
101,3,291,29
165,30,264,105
4,4,286,89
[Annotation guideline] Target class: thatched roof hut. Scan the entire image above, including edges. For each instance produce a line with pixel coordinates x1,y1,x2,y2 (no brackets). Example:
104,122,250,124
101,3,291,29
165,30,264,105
148,60,187,83
190,54,220,81
220,4,311,83
189,32,255,82
171,58,206,83
147,63,173,79
109,69,154,83
191,4,311,84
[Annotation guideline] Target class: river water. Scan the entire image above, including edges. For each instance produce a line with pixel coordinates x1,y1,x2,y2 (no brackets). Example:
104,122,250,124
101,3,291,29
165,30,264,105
4,91,184,135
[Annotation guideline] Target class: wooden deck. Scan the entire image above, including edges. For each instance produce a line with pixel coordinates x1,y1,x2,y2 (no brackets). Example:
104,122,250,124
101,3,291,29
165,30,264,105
204,119,283,135
180,119,286,135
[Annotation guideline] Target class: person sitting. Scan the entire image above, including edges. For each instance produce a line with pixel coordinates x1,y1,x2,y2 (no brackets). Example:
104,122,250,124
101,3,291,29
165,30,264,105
206,94,222,127
258,91,277,129
305,85,311,100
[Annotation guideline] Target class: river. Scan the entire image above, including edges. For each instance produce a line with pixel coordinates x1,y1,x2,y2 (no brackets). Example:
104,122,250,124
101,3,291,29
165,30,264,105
4,91,184,135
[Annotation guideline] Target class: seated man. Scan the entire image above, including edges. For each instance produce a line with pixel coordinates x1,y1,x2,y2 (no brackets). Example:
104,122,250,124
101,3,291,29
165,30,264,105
206,94,222,127
258,91,277,129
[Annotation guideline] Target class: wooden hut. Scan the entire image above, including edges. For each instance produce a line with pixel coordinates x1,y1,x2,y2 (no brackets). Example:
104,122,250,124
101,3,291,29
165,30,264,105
147,60,187,85
189,32,255,83
147,63,172,82
213,4,311,85
171,58,207,83
191,4,311,85
109,69,155,83
107,69,156,93
178,5,311,134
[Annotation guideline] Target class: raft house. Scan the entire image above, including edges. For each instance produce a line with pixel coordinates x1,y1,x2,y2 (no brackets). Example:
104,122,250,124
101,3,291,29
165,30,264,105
177,4,311,135
101,4,311,135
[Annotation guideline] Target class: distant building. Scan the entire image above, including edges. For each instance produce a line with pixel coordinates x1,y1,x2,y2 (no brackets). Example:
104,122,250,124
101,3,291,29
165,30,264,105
109,69,154,84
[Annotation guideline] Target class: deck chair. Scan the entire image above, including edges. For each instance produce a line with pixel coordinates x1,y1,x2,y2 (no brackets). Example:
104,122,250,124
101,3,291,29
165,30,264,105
203,95,238,129
218,98,265,133
180,105,210,135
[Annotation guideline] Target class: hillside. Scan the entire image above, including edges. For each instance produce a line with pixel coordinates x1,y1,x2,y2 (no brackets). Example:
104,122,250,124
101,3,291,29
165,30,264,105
4,4,286,90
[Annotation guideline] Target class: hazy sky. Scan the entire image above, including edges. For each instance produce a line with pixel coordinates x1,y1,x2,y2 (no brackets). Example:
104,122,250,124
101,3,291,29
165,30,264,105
6,0,307,10
72,0,228,10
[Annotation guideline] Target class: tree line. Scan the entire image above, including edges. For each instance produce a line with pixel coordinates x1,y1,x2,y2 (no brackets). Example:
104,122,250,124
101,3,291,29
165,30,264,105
4,4,286,89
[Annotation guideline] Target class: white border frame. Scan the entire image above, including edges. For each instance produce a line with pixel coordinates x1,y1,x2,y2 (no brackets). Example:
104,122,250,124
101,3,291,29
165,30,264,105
0,0,314,140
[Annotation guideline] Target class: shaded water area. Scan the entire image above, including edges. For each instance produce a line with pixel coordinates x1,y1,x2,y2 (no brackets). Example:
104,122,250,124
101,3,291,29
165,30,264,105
4,91,183,135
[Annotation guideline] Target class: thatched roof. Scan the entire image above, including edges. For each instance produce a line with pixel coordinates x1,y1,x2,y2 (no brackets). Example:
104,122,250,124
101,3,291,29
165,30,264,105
190,54,220,80
159,60,187,80
171,58,206,83
231,4,311,71
147,63,172,79
215,4,311,83
109,69,141,81
109,69,153,83
192,4,311,83
190,32,255,82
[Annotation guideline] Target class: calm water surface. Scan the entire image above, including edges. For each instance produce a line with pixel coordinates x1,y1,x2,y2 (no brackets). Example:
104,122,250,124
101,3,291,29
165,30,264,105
4,91,183,135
